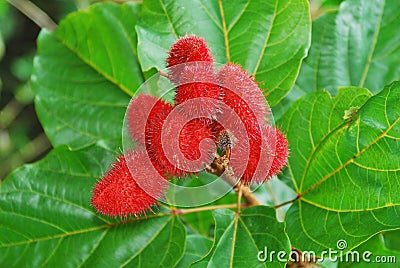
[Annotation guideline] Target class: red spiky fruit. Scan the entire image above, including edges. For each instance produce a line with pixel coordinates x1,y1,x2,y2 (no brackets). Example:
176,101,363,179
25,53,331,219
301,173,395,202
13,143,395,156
144,100,182,177
215,63,275,184
91,151,167,218
145,102,216,176
174,63,221,118
217,63,268,121
226,123,276,184
167,35,213,67
127,94,171,145
175,118,216,171
167,36,214,85
267,127,289,178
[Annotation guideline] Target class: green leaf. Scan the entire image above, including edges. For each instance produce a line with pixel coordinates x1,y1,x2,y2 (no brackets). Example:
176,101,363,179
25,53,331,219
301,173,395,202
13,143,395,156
194,206,290,267
31,2,144,150
296,0,400,95
177,234,213,268
192,208,235,268
255,178,297,220
286,201,400,254
0,145,186,267
383,229,400,252
279,86,371,192
338,232,400,267
319,0,343,9
180,192,237,237
136,0,311,106
274,0,400,120
279,82,400,252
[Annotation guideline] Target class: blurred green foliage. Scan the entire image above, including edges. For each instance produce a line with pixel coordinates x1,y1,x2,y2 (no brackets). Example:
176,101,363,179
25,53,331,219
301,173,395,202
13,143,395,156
0,0,77,179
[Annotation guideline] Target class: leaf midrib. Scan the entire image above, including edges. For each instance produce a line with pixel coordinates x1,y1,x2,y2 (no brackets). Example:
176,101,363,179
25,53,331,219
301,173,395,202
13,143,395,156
252,0,278,76
120,216,173,267
218,0,230,62
0,222,109,248
54,31,134,98
301,115,400,198
358,0,385,87
300,198,400,213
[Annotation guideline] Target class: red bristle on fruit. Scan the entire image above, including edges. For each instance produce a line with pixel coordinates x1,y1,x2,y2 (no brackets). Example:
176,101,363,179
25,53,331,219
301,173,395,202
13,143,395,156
227,122,275,184
177,118,216,169
127,94,171,145
167,35,213,67
146,102,216,175
91,151,167,218
217,63,268,121
214,89,263,183
267,127,289,178
215,63,276,184
174,63,222,118
167,36,214,85
162,116,216,173
144,101,186,177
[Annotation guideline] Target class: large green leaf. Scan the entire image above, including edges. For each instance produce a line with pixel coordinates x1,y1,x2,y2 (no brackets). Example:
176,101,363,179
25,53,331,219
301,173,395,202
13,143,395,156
136,0,311,106
0,145,186,267
177,234,213,268
286,202,400,254
338,231,400,267
296,0,400,95
31,2,143,150
319,0,343,9
180,192,237,237
194,206,291,267
191,207,235,268
278,86,371,190
383,229,400,252
279,82,400,252
274,0,400,120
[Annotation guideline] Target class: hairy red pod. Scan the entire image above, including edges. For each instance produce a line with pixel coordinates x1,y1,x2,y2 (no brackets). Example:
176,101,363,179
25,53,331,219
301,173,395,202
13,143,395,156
174,63,222,118
267,127,289,178
145,103,215,176
127,94,171,145
215,63,277,184
226,123,274,184
167,36,214,85
91,152,167,218
220,124,288,183
176,118,216,168
217,63,268,121
144,100,183,177
167,35,213,67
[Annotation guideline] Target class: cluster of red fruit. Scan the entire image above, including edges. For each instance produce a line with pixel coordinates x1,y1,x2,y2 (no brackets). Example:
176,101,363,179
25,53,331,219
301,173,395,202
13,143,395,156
91,36,289,218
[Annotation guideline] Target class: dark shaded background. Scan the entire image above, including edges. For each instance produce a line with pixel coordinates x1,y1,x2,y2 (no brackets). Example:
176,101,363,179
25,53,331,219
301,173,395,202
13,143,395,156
0,0,77,180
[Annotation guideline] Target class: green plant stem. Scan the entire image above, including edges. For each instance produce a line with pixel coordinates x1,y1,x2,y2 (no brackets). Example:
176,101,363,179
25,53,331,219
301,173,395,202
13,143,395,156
7,0,57,30
0,99,24,129
273,195,300,209
173,203,238,215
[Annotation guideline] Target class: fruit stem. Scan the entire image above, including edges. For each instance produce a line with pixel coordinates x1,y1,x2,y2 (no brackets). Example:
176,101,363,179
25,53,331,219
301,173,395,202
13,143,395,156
206,150,261,207
159,69,170,79
236,182,243,213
